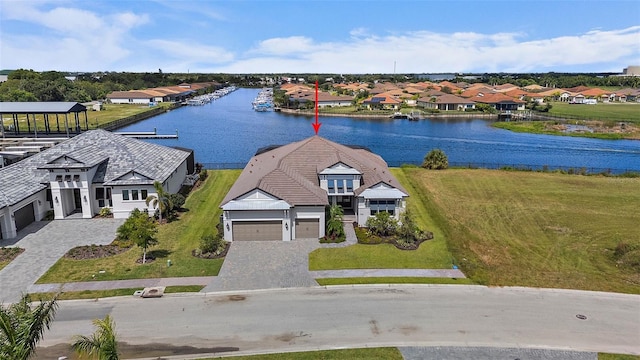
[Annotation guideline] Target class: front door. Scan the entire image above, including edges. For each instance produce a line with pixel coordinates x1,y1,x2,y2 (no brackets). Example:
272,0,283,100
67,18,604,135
337,196,352,210
73,189,82,212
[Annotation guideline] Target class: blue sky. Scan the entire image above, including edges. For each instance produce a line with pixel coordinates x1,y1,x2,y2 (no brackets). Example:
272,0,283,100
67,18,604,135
1,0,639,73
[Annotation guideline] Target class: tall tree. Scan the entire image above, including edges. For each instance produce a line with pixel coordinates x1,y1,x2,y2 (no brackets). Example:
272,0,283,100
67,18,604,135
326,205,345,240
72,315,119,360
145,181,172,223
116,209,158,264
0,294,59,360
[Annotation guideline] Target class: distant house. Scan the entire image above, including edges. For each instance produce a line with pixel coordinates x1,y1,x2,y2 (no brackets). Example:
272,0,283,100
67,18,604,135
0,130,193,240
220,136,408,241
361,95,402,110
316,93,354,107
469,93,525,111
417,94,475,111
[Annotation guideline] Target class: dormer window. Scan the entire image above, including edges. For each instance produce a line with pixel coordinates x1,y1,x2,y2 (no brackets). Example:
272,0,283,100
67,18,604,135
73,175,80,182
55,175,63,182
64,175,71,182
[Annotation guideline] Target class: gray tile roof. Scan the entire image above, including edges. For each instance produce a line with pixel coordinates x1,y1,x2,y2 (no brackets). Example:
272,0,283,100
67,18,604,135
221,136,407,207
0,129,190,208
0,102,86,114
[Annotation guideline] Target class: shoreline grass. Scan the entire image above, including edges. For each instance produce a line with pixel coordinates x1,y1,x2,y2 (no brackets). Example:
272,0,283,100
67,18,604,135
316,277,474,285
36,170,241,283
492,121,638,140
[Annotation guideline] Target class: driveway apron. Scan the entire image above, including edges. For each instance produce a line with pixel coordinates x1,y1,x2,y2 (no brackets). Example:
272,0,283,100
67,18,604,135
0,219,124,303
201,239,321,292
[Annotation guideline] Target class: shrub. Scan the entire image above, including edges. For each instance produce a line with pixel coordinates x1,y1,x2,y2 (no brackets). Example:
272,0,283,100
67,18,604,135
168,193,186,211
366,211,397,237
43,210,55,221
99,207,112,217
200,234,226,254
325,205,345,241
422,149,449,170
199,169,208,182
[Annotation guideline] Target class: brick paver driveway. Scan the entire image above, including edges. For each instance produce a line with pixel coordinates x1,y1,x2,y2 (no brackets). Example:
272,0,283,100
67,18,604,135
0,219,124,303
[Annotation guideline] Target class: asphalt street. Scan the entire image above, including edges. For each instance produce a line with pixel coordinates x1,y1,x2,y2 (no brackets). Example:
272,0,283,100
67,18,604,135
38,285,640,358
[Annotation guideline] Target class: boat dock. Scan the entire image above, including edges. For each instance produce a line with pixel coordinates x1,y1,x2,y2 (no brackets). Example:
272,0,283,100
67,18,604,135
113,129,178,139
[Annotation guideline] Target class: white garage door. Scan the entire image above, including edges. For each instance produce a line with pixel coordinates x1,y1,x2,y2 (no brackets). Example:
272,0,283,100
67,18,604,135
14,202,35,232
296,219,319,239
232,221,282,241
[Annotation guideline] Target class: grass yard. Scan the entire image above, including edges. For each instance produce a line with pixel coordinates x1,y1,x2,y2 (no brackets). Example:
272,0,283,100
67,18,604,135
309,168,456,272
548,102,640,123
317,277,474,285
0,247,24,271
37,170,241,283
398,168,640,294
492,121,640,140
28,285,203,300
599,354,640,360
200,348,403,360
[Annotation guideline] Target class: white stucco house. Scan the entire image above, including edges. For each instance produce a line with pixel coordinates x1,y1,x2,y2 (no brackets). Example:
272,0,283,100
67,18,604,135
0,129,193,240
220,136,408,241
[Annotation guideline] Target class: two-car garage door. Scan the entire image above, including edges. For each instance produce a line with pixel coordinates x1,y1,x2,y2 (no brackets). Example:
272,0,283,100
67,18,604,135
232,221,282,241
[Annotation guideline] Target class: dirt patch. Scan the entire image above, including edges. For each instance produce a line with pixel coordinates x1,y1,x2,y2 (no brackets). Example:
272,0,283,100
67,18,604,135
369,319,381,335
0,247,24,263
64,244,128,260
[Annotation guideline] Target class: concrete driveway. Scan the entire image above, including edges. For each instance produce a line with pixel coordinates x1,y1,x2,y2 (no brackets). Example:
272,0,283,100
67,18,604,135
0,218,124,303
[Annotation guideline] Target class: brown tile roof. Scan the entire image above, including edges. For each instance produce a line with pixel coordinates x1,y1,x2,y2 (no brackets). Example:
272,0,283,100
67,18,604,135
221,136,406,207
418,94,475,104
493,83,518,92
107,91,153,99
578,88,609,97
469,93,525,104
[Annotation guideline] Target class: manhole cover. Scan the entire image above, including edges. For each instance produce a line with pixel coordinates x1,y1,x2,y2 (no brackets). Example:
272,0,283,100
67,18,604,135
576,314,587,320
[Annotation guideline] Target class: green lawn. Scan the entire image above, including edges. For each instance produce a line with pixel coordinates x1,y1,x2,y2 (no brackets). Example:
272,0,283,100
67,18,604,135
0,247,24,271
37,170,241,283
492,121,639,140
599,354,640,360
200,348,402,360
309,168,456,272
548,101,640,123
398,168,640,294
317,277,474,285
29,285,203,300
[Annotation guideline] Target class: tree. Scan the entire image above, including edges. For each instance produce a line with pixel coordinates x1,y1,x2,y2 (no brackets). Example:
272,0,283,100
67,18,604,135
0,294,58,360
422,149,449,170
72,315,119,360
145,181,172,223
116,209,158,264
366,211,397,237
326,205,345,240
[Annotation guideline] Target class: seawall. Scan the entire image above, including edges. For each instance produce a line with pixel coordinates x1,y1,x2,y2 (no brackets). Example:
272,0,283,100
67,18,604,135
98,102,183,131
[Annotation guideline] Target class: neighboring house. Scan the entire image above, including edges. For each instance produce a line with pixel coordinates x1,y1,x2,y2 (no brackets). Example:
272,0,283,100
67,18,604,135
469,93,526,111
416,94,475,111
362,95,402,110
220,136,408,241
0,129,193,240
107,91,158,104
316,92,354,107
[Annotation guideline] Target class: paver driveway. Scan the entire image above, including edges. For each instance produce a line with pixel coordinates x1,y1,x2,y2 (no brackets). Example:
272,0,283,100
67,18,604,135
0,219,124,303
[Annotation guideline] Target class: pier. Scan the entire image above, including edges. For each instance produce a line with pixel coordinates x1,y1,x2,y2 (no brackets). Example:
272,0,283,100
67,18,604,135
113,129,178,139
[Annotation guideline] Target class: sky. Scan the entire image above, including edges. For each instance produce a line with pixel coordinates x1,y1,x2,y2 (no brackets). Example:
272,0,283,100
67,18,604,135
1,0,639,74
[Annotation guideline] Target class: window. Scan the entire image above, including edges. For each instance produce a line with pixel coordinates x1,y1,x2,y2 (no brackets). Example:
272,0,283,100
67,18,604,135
55,175,62,182
122,190,129,200
131,190,139,201
346,179,353,192
141,190,148,199
64,175,71,182
95,188,104,200
369,199,396,215
106,188,112,207
73,175,80,182
328,180,335,193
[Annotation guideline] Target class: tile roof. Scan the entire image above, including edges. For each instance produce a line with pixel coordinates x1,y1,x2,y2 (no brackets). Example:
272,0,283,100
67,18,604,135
418,94,475,104
469,93,525,104
221,136,407,207
0,129,190,208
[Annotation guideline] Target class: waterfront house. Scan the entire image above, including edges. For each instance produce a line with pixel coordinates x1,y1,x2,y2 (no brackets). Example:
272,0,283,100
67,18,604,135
220,136,408,241
416,94,476,111
361,94,402,110
468,93,526,111
0,130,193,240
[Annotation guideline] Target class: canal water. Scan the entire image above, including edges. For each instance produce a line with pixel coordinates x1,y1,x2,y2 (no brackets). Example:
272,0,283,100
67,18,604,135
120,88,640,172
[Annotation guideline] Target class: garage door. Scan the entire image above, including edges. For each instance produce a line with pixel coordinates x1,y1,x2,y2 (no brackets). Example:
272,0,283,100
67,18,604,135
232,221,282,241
296,218,319,239
14,202,35,232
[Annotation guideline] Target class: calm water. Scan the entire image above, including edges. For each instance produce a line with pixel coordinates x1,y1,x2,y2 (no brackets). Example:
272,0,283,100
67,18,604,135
121,88,640,172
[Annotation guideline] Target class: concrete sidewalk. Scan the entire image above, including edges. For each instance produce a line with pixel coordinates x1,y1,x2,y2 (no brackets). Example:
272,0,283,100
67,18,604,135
28,276,215,294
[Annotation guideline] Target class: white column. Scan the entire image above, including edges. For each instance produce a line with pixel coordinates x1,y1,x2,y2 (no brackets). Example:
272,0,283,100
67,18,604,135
51,188,64,220
80,187,93,218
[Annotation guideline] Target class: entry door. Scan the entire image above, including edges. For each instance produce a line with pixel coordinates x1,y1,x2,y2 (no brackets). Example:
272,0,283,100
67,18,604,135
73,189,82,212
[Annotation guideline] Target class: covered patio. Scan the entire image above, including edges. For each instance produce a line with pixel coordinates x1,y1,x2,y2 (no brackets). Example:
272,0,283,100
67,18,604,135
0,102,89,137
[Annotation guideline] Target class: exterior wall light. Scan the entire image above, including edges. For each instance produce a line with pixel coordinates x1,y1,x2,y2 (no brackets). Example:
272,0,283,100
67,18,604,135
83,195,88,203
285,222,289,231
226,223,230,231
55,197,59,204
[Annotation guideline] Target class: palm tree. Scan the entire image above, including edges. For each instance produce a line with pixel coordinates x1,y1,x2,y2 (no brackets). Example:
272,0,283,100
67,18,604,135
72,315,119,360
0,294,59,360
326,205,345,240
145,181,172,223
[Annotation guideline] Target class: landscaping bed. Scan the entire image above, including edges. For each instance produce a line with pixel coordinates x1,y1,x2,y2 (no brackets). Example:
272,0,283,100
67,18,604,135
64,244,129,260
0,247,25,270
354,225,433,250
